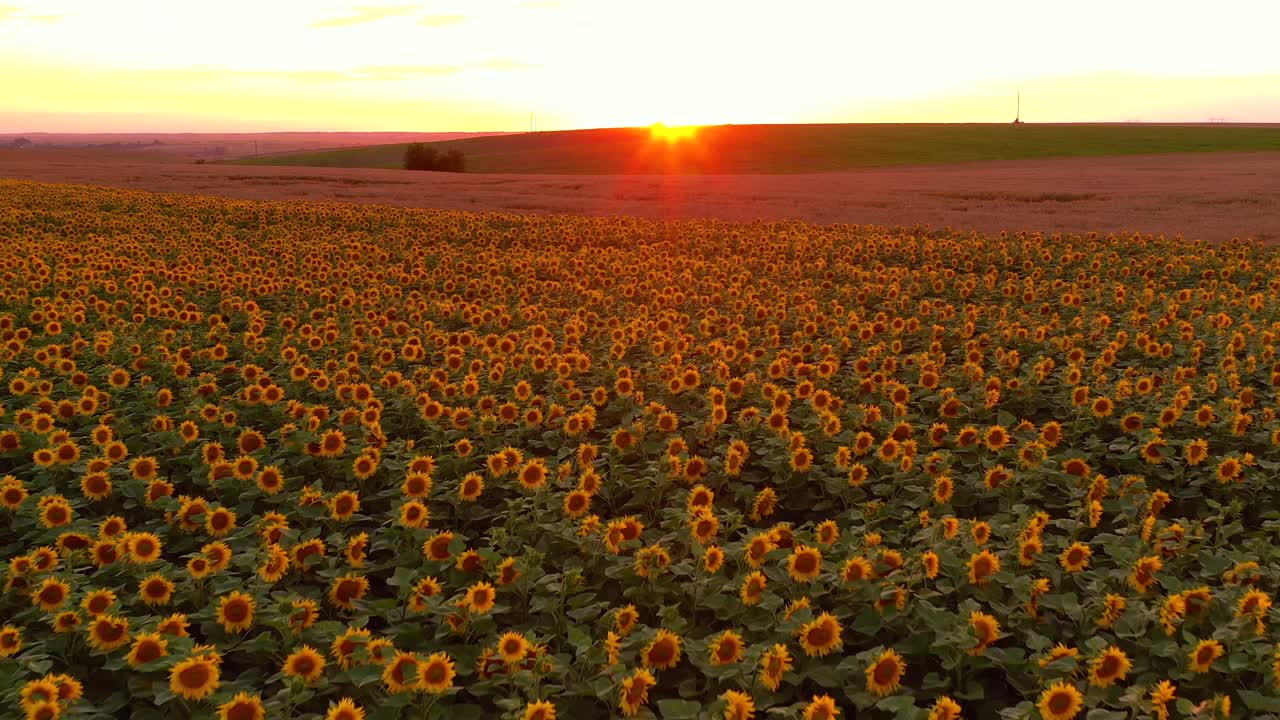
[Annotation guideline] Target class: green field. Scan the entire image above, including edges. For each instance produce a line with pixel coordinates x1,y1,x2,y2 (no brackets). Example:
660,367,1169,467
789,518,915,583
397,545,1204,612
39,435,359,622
231,123,1280,174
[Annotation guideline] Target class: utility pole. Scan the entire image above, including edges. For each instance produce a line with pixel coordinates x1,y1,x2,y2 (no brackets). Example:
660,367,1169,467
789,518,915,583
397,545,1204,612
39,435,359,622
1013,90,1022,124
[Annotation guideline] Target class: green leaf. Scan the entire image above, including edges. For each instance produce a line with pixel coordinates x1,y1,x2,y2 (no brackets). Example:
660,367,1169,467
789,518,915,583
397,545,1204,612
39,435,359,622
656,698,702,719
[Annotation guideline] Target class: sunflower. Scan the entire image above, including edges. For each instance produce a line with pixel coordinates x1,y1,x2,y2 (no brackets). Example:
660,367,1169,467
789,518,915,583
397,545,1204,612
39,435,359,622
1149,680,1176,720
1037,681,1083,720
325,698,366,720
80,471,112,501
345,533,369,567
864,649,906,697
203,541,232,572
564,490,592,518
928,696,961,720
283,645,326,684
382,651,420,693
970,521,992,544
20,678,58,710
52,612,81,633
1237,589,1273,634
847,464,868,486
126,633,168,666
0,626,21,657
258,545,290,582
1188,639,1223,673
124,532,162,563
803,695,840,720
498,631,531,664
1215,457,1242,483
524,700,556,720
330,490,360,521
330,627,372,668
518,459,548,491
1097,594,1127,629
398,501,430,528
169,656,220,700
87,614,130,652
957,611,997,658
329,574,369,610
217,692,265,720
967,549,1000,585
138,574,175,606
157,613,190,637
216,591,255,633
709,630,745,666
619,668,656,717
128,456,157,481
256,465,285,494
744,532,776,568
720,690,755,720
25,700,59,720
704,545,725,573
842,556,874,583
798,613,843,658
366,635,394,666
32,577,70,612
1,481,29,510
462,581,496,614
1184,438,1209,466
317,429,347,458
1086,645,1131,688
423,531,456,561
496,556,521,586
1059,542,1091,572
1039,644,1079,668
419,652,456,693
642,629,682,670
459,473,484,501
613,605,640,636
787,544,823,583
1129,555,1163,593
46,673,82,703
741,571,767,605
815,520,839,546
932,475,955,503
916,550,940,579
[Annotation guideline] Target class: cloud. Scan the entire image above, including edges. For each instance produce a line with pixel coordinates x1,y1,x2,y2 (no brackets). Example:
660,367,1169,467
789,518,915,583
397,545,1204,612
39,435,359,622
307,4,418,29
353,61,532,80
354,64,464,80
418,13,465,27
139,62,532,85
0,3,62,22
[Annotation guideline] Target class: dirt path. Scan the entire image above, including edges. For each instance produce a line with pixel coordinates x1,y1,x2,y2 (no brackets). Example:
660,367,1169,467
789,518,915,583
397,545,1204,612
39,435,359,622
2,149,1276,242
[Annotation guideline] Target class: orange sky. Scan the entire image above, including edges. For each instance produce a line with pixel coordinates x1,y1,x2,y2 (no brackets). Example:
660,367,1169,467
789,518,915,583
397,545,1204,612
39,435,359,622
3,0,1279,132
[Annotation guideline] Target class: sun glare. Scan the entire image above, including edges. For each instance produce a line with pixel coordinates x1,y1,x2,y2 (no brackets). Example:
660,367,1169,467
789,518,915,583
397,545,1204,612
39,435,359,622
649,123,700,142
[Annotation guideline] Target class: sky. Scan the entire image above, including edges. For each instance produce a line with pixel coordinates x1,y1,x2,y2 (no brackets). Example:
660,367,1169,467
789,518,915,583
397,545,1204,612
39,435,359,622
2,0,1279,133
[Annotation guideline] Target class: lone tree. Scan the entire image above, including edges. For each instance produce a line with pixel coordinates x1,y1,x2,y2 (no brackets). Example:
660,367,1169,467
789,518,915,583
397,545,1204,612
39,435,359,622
403,144,465,172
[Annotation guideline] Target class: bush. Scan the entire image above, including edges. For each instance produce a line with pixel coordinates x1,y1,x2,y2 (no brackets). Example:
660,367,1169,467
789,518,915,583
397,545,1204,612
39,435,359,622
403,143,465,172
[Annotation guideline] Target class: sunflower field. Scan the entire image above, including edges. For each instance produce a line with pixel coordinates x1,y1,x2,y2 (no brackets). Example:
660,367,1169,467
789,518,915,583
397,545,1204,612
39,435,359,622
2,179,1280,720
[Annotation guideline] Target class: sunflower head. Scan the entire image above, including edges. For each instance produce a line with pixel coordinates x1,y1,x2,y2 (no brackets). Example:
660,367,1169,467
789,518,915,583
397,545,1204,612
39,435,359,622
864,648,906,697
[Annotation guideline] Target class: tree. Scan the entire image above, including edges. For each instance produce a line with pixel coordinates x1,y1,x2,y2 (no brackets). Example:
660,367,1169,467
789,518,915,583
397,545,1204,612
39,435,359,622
440,149,466,173
403,143,465,172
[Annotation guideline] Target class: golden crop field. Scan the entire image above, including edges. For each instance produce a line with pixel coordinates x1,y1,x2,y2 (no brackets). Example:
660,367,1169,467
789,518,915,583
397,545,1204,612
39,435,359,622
3,178,1280,720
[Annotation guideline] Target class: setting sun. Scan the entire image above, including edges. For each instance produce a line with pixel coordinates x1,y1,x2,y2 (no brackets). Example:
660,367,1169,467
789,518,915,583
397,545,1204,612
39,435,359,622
649,123,700,143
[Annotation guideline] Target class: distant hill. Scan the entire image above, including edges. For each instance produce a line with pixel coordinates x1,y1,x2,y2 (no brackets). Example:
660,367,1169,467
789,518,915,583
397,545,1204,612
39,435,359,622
230,123,1280,174
0,131,508,160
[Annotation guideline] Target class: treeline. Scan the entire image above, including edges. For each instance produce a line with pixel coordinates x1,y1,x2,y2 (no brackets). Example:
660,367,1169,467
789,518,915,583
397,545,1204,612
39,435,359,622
403,143,466,172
